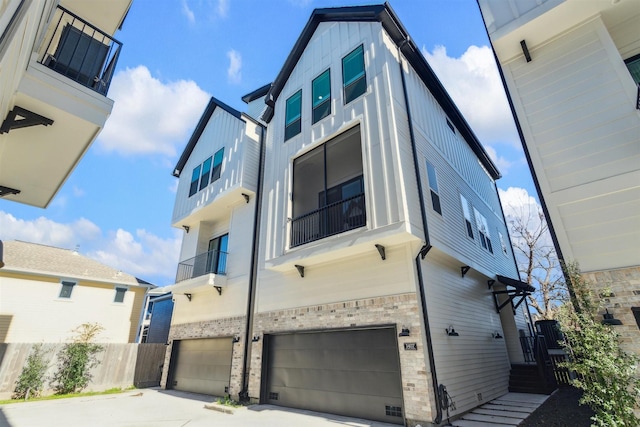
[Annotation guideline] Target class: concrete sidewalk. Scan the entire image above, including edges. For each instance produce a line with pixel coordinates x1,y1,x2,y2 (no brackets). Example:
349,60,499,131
0,388,398,427
451,392,550,426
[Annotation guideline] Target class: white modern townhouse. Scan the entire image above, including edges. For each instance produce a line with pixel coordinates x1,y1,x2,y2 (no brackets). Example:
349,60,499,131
0,0,131,207
163,4,548,426
478,0,640,356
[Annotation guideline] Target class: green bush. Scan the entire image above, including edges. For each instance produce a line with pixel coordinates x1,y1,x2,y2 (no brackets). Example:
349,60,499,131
50,323,104,395
12,344,50,400
558,263,640,427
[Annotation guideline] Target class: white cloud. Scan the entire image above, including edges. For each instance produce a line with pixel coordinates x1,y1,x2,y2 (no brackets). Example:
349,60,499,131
0,211,181,285
89,229,181,283
72,185,85,197
422,45,519,147
98,66,210,157
499,187,554,249
217,0,229,18
168,179,179,194
181,0,195,23
484,145,513,175
227,49,242,84
0,211,100,248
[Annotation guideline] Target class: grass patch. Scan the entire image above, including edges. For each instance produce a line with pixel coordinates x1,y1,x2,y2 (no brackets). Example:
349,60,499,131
0,386,136,405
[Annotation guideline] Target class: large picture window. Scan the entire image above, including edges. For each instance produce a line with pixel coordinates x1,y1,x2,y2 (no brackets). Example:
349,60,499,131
342,45,366,104
285,90,302,141
291,126,364,247
312,69,331,124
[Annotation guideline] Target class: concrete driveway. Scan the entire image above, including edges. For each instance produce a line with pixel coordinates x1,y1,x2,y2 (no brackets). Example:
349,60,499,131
0,388,398,427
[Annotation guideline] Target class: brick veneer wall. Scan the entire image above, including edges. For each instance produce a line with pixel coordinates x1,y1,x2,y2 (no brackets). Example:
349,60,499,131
160,315,247,397
247,292,434,426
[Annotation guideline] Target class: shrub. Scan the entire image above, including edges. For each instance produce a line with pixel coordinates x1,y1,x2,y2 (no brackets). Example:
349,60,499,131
50,323,104,395
12,344,50,400
558,262,640,427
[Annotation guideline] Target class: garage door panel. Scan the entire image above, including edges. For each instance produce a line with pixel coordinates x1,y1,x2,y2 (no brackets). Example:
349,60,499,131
265,328,403,424
172,338,233,396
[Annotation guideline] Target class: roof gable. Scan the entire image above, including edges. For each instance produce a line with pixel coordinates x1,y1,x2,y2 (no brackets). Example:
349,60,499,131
262,2,501,179
173,97,243,177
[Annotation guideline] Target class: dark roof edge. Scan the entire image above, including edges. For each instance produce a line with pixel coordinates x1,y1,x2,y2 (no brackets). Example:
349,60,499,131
496,274,536,293
262,2,500,179
242,83,272,103
173,97,243,177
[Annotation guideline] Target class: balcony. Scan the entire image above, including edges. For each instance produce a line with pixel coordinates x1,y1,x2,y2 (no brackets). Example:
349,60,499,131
38,6,122,95
291,193,366,247
175,249,228,283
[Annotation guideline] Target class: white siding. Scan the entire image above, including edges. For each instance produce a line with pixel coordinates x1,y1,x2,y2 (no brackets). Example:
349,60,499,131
423,251,510,415
172,108,259,225
501,17,640,271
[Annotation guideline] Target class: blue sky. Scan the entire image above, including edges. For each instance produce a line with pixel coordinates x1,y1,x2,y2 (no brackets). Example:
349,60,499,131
0,0,542,286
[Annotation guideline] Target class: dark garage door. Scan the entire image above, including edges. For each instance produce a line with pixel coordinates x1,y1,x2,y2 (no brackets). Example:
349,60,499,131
263,328,404,424
170,338,232,396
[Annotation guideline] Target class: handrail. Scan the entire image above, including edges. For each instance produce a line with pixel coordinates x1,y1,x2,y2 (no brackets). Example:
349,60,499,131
290,193,365,247
175,249,228,283
38,5,122,95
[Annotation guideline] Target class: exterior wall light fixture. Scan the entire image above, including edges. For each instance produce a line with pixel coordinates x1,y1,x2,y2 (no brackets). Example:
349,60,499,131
492,332,503,339
182,225,190,233
602,309,622,325
398,327,410,337
446,325,459,336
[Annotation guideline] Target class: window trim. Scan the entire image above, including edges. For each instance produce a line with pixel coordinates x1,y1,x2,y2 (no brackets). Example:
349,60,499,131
312,69,331,124
113,286,127,303
342,44,366,104
498,231,508,256
474,208,493,253
285,89,302,141
189,164,201,197
426,161,442,215
624,53,640,85
211,148,224,182
460,194,474,240
58,280,76,299
199,156,212,190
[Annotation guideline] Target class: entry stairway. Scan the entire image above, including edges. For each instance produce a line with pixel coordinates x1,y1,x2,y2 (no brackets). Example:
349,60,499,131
450,392,549,426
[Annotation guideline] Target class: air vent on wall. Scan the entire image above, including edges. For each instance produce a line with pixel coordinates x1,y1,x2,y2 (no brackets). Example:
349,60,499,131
268,392,279,400
385,405,402,417
224,386,229,393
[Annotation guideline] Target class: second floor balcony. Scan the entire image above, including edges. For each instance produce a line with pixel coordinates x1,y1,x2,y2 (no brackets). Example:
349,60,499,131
38,6,122,95
175,249,228,283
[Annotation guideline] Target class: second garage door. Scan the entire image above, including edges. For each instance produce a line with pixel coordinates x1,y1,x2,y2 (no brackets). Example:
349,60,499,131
263,328,404,424
170,337,232,396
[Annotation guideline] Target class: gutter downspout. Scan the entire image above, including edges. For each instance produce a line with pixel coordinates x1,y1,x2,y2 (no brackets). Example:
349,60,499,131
397,41,443,426
239,122,266,402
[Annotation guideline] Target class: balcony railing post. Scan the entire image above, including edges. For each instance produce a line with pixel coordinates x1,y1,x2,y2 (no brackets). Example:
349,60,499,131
175,249,228,283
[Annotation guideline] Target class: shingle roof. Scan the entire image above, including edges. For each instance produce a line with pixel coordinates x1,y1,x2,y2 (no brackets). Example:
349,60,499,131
0,240,151,287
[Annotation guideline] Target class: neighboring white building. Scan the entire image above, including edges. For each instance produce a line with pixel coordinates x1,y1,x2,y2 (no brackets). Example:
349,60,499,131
0,0,132,207
478,0,640,354
0,240,152,343
163,5,540,426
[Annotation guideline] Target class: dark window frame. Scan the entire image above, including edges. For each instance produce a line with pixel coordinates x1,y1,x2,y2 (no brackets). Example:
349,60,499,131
342,44,366,104
312,69,331,124
426,161,442,215
189,164,201,197
114,287,127,303
624,53,640,85
58,280,76,299
211,148,224,182
460,194,474,240
285,90,302,141
631,307,640,329
199,156,212,190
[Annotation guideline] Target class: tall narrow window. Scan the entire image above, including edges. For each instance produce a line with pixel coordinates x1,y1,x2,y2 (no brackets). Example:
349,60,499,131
207,233,229,275
499,231,508,255
114,287,127,303
625,54,640,84
59,281,76,299
199,156,212,190
460,194,473,239
211,148,224,182
285,90,302,141
343,45,366,104
474,208,493,253
189,165,201,197
426,161,441,215
312,69,331,124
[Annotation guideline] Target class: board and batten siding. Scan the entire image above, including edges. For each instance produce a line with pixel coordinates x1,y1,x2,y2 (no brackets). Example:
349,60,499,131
260,21,423,263
422,250,510,416
172,108,260,225
502,16,640,272
402,58,518,280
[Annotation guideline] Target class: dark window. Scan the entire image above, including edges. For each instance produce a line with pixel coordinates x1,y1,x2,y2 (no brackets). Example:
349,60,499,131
342,45,366,104
59,281,75,299
625,54,640,84
474,208,493,253
211,148,224,182
312,69,331,124
631,307,640,329
189,165,201,196
199,156,212,190
207,234,229,274
426,161,441,215
460,194,474,239
291,126,364,247
114,287,126,303
285,90,302,141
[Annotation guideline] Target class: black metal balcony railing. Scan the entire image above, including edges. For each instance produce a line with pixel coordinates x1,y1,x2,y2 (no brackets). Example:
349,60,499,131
290,193,366,248
175,250,228,283
39,6,122,95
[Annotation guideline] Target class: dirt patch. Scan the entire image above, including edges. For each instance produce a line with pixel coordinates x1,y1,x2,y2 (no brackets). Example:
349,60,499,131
519,387,594,427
